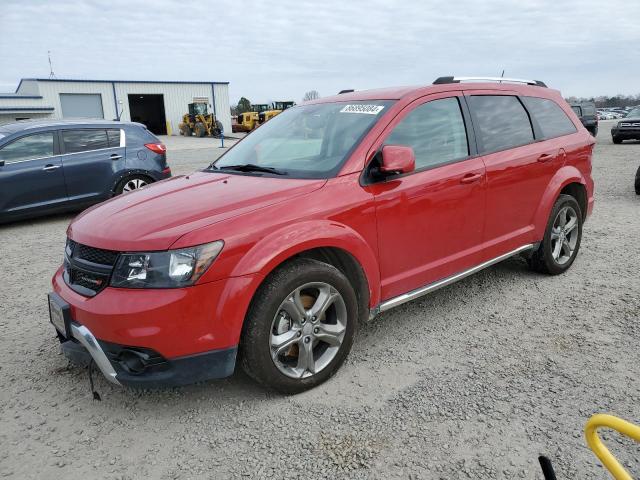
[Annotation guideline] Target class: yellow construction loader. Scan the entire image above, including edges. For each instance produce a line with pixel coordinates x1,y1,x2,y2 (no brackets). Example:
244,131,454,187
179,102,223,137
232,104,269,132
258,101,295,125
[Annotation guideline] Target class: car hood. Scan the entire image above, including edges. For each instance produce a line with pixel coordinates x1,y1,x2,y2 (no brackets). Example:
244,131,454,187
618,116,640,123
68,171,326,251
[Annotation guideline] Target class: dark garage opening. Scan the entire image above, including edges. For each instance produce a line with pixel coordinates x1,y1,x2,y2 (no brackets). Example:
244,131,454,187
128,94,167,135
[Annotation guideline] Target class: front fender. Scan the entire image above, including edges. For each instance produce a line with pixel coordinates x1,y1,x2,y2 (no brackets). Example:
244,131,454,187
532,165,587,239
229,220,381,307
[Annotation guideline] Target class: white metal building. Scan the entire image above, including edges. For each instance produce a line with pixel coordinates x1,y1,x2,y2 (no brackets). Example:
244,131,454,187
0,78,231,135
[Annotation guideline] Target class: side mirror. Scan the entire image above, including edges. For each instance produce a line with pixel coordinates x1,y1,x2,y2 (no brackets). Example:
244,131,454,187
380,145,415,175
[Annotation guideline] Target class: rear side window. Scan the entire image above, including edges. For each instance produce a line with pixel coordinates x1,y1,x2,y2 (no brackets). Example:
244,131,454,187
522,97,577,139
107,129,121,147
468,95,533,153
384,97,469,170
125,126,157,145
62,129,109,153
0,132,54,163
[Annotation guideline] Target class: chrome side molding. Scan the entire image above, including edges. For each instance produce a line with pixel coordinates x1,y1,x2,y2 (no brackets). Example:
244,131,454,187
372,244,535,317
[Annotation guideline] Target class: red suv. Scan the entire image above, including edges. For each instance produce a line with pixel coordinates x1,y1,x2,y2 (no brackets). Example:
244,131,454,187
49,77,595,393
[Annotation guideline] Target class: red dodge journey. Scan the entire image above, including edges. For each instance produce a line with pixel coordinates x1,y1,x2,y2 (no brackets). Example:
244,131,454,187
49,76,595,393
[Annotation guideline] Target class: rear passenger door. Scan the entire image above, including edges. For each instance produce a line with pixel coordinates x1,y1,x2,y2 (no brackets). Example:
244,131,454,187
59,128,126,204
466,92,571,259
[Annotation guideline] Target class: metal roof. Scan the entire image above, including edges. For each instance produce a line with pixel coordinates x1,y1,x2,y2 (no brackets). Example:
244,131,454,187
15,78,229,92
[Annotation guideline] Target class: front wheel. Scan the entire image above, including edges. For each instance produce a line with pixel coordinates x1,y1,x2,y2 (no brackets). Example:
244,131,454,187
240,258,358,394
612,136,622,144
528,194,583,275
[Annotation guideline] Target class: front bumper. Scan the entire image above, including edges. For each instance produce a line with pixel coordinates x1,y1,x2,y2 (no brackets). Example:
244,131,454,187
51,267,260,387
611,127,640,140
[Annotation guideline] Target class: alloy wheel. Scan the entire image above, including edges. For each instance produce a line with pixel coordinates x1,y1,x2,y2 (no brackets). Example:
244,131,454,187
122,178,148,192
269,282,347,379
550,205,579,265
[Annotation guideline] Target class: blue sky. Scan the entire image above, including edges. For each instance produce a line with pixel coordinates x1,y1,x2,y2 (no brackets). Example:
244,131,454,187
1,0,638,104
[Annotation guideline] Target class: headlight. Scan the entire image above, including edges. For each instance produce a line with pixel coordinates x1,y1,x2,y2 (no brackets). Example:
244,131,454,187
110,240,224,288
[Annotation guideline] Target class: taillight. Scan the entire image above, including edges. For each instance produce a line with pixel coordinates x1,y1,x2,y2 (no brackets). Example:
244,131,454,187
145,143,166,154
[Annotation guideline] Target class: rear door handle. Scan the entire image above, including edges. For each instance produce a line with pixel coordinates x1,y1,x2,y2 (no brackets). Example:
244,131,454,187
460,172,483,184
42,164,61,171
110,154,122,160
537,153,555,163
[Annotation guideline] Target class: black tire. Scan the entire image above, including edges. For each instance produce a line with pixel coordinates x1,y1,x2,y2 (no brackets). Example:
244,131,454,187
114,174,153,195
181,125,192,137
612,136,622,144
528,194,583,275
194,122,206,137
635,165,640,195
240,258,358,394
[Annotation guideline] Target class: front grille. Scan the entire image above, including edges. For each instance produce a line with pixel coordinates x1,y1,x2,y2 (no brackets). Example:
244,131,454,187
65,239,120,296
67,239,119,266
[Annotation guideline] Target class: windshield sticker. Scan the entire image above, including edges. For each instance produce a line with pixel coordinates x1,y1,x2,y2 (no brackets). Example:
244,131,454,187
340,104,385,115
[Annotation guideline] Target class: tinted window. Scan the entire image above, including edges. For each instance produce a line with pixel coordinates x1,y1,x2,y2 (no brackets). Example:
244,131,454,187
107,129,121,147
571,106,582,116
469,96,533,153
0,132,54,163
125,126,156,145
62,129,109,153
384,97,468,170
522,97,577,139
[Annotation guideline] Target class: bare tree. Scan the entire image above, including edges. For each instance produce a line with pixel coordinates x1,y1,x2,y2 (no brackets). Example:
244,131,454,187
303,90,320,102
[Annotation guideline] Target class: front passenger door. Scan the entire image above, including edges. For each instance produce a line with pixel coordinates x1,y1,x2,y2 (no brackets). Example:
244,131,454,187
367,94,487,301
0,131,67,219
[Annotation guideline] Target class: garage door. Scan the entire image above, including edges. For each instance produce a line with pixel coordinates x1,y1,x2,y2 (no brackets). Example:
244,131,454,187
59,94,104,119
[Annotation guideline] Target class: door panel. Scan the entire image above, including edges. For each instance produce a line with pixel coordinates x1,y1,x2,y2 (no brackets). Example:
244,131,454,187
59,129,125,203
372,158,486,300
366,93,486,301
464,92,561,260
0,131,67,217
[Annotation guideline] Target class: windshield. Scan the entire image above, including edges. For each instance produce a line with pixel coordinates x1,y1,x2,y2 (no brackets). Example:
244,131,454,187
211,100,393,178
626,108,640,117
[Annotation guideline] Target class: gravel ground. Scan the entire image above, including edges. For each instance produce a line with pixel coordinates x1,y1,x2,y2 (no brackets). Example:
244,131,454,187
0,122,638,479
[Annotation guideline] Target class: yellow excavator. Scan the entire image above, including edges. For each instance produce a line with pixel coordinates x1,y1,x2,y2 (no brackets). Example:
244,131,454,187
258,101,295,125
179,102,223,137
233,104,269,132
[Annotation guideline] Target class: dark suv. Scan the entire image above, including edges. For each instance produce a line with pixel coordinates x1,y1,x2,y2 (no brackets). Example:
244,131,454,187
570,102,598,136
611,107,640,144
0,120,171,223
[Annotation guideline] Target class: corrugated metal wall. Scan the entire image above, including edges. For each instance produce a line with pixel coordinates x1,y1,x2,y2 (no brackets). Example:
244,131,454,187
1,80,231,135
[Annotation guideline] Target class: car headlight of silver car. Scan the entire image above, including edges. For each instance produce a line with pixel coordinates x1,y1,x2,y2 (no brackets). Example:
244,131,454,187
110,240,224,288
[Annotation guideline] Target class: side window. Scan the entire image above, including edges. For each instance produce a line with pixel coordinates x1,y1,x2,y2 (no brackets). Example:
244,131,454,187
62,129,109,153
522,97,577,139
0,132,54,163
468,95,534,153
571,106,582,117
582,104,596,115
384,97,469,170
125,126,156,146
107,129,121,147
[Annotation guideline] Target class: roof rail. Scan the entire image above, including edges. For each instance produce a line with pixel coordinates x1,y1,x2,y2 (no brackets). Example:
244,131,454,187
338,89,355,94
433,76,547,87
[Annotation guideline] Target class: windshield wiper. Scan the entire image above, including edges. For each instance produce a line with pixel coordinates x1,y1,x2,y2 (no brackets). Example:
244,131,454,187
212,163,287,175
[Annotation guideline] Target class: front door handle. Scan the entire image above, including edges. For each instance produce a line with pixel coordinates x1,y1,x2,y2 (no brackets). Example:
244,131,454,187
110,154,122,161
537,153,555,163
460,172,483,184
43,164,61,171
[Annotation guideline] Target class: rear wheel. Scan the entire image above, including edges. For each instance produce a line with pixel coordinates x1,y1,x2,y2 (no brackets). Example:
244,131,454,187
115,175,152,195
194,122,206,137
528,194,582,275
241,258,358,394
